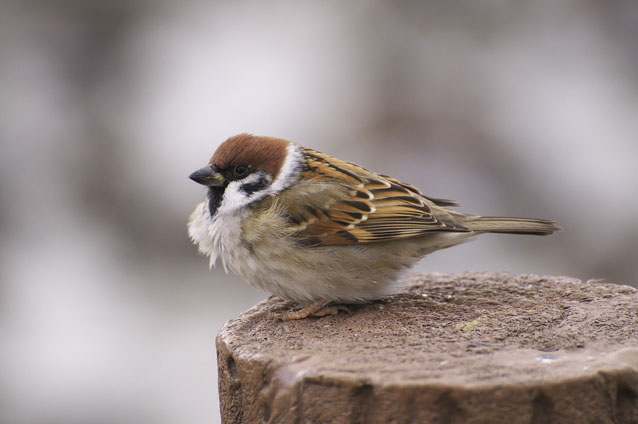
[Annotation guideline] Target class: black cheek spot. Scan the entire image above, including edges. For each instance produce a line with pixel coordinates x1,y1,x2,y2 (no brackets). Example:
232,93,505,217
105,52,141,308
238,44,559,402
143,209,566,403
240,176,269,196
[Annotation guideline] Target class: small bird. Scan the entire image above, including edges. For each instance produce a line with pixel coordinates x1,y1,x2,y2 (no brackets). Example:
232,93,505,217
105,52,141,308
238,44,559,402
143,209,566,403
188,134,559,320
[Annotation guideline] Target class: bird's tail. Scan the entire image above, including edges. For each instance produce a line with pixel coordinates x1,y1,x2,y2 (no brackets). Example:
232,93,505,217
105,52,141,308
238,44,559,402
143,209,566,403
465,216,560,235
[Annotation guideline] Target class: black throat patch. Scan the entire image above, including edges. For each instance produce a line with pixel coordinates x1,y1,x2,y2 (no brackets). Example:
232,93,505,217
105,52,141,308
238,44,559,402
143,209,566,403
207,186,225,217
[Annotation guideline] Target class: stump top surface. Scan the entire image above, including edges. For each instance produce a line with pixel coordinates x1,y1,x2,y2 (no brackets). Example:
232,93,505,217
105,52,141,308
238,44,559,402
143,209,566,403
218,272,638,387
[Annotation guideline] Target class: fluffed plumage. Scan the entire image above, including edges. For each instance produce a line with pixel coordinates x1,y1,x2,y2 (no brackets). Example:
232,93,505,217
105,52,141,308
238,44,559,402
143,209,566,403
188,134,559,320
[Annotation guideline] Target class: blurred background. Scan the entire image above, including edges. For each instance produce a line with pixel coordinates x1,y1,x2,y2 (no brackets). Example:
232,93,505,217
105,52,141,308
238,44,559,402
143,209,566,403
1,0,636,423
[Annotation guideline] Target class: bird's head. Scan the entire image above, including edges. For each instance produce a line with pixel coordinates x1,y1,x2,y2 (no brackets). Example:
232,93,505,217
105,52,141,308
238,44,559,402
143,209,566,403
189,133,303,217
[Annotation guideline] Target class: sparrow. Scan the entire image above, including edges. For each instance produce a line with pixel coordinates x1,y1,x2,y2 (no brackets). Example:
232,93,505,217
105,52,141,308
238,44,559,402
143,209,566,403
188,134,559,320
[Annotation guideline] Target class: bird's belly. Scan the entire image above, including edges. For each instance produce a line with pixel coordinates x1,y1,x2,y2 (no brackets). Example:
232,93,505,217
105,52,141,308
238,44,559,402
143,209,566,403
195,206,473,304
226,238,427,303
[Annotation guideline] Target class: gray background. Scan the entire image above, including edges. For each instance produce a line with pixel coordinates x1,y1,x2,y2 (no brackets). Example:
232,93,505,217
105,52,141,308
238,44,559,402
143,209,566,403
1,1,636,423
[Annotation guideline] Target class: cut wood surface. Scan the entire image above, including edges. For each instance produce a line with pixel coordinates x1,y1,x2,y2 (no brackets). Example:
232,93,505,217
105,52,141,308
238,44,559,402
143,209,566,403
217,272,638,424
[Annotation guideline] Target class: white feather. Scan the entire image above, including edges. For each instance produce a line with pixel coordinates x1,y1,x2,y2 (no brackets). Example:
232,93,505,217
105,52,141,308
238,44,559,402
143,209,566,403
268,143,303,194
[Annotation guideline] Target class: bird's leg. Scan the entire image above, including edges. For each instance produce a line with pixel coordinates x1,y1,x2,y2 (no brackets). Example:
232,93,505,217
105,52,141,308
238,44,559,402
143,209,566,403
268,301,350,321
267,295,287,303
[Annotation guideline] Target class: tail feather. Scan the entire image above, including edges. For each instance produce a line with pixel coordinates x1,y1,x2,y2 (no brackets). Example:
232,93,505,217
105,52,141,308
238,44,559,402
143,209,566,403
465,216,560,235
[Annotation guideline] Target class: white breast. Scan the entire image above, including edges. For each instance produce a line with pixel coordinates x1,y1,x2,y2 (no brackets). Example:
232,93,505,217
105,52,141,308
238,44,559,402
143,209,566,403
188,201,245,272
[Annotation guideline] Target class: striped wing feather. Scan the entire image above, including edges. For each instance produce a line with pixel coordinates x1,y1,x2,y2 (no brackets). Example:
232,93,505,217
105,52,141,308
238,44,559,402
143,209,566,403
287,149,469,246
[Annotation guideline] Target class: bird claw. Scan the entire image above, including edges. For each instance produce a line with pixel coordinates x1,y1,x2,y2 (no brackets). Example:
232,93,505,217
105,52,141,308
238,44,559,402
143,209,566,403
268,301,351,321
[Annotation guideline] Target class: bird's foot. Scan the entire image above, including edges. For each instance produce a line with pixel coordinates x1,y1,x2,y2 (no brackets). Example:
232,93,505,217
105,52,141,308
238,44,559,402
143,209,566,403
268,301,351,321
267,295,287,303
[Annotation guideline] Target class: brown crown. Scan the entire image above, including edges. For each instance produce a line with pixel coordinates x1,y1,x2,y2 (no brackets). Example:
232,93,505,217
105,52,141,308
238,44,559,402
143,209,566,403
209,133,289,179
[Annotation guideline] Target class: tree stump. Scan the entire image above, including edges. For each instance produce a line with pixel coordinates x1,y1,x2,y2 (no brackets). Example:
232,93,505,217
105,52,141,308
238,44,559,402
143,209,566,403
216,272,638,424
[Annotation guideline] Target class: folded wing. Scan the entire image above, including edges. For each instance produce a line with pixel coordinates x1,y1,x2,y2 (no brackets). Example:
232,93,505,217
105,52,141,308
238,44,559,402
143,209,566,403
282,148,469,247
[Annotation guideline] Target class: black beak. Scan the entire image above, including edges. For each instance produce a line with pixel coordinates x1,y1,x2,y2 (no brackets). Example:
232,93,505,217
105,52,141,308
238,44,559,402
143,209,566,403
189,165,225,187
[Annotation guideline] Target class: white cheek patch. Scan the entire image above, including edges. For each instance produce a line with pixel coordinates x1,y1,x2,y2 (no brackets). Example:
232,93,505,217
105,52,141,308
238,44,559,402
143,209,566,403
215,172,272,216
213,144,303,217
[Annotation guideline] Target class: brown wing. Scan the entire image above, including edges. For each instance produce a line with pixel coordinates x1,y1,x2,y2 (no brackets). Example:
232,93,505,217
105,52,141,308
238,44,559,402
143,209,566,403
282,148,469,247
378,173,461,208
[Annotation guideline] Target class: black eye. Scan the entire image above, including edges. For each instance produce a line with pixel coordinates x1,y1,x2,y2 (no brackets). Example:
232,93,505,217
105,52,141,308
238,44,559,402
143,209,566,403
232,164,250,178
